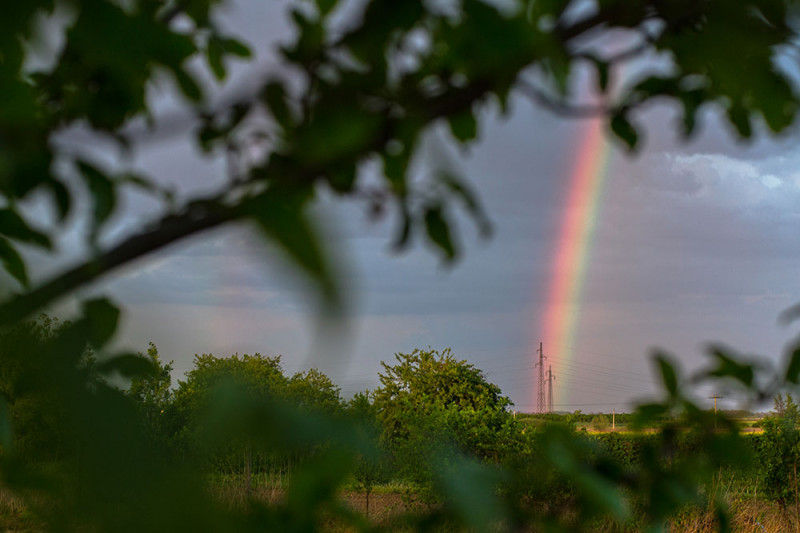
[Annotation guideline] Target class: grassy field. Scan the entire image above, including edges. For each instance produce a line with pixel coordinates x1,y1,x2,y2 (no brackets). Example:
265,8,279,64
0,479,796,532
207,484,798,532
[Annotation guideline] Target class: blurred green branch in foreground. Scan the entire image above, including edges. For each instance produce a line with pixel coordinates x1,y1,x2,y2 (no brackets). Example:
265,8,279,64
2,0,800,530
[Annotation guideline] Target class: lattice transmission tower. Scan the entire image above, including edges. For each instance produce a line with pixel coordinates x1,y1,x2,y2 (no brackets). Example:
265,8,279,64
546,365,556,413
536,342,546,413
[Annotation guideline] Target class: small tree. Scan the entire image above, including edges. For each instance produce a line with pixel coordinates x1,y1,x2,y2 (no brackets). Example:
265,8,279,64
590,415,610,432
285,368,343,413
172,353,288,492
759,416,800,509
127,342,174,444
775,393,787,418
373,348,516,484
786,393,799,425
347,391,388,518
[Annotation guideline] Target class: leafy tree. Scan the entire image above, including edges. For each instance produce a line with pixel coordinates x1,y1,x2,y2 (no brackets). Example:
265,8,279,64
786,393,800,425
375,348,510,414
171,353,287,446
286,368,343,413
758,415,800,507
128,343,173,408
589,414,610,432
126,343,174,443
373,348,517,483
775,392,786,417
170,354,347,491
0,315,72,460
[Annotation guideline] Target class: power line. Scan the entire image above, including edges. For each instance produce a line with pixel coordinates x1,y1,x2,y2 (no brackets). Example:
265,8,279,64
489,367,655,396
483,354,658,384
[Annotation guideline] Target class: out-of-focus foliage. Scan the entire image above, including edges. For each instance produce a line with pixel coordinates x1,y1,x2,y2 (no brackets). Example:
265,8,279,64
126,342,173,446
5,315,800,531
0,315,78,460
2,0,800,531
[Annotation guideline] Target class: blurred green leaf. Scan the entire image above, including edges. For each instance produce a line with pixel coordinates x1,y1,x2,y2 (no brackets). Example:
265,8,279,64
0,209,51,249
83,298,120,348
173,67,203,102
48,179,71,221
392,204,412,251
98,353,156,379
440,173,492,237
261,81,292,129
705,345,755,387
219,37,251,58
248,191,338,304
727,103,752,138
436,457,508,532
594,57,610,92
424,204,457,262
206,38,226,80
654,352,679,397
786,344,800,383
77,161,116,233
448,109,478,142
779,302,800,325
610,112,639,151
316,0,338,16
633,402,669,427
544,431,629,522
0,237,28,288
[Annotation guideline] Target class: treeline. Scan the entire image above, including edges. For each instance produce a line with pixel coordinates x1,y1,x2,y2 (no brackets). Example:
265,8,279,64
126,345,524,493
4,315,800,531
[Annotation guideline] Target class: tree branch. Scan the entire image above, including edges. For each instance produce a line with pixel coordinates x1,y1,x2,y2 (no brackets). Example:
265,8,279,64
0,5,650,327
515,78,612,117
0,198,238,327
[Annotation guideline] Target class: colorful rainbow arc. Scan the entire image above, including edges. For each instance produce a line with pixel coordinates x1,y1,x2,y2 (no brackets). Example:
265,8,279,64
538,117,613,408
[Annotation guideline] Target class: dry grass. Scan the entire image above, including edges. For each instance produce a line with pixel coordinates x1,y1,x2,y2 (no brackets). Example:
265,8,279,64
0,488,40,532
663,500,795,532
0,480,799,532
208,478,433,526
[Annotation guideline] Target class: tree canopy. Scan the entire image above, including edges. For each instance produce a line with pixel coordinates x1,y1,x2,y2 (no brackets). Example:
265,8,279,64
373,348,518,479
375,348,510,414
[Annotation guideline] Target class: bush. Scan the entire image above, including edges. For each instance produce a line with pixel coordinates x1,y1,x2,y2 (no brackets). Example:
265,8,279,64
590,415,610,432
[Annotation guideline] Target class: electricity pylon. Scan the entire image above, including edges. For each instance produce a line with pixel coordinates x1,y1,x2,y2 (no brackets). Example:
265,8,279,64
536,342,546,413
546,365,556,413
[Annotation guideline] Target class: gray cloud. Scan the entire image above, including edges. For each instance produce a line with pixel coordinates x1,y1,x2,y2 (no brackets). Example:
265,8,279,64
93,2,800,414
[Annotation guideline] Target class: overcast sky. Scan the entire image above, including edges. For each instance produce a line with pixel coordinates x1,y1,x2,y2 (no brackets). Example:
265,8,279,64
60,1,800,413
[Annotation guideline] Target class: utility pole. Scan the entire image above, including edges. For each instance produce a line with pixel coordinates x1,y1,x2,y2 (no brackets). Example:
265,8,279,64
709,394,723,429
709,394,723,414
612,409,615,431
536,342,546,414
546,365,556,413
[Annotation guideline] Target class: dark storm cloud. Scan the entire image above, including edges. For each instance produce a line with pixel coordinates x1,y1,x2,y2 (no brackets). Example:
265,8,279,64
99,1,800,412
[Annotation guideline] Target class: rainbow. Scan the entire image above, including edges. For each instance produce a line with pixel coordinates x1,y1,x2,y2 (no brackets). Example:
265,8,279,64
538,117,614,408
